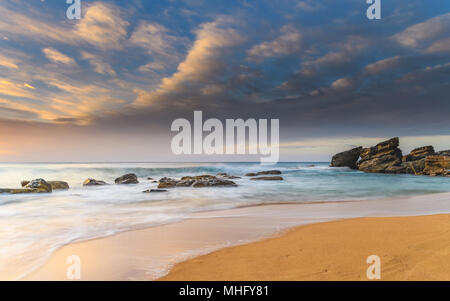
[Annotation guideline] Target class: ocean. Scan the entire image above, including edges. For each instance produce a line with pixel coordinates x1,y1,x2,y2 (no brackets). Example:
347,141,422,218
1,162,449,279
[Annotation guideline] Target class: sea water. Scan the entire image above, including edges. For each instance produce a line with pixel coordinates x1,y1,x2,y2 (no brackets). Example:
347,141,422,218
0,162,449,279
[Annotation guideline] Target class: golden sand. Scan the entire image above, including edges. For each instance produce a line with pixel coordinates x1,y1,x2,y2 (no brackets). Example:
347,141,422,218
161,215,450,281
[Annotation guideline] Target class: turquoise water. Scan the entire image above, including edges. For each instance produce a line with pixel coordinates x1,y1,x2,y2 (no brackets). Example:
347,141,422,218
0,162,449,279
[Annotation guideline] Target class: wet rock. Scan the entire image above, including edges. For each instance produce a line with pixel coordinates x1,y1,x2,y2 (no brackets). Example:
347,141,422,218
24,179,52,193
256,170,282,175
143,189,168,193
115,173,139,184
21,180,30,187
250,176,284,181
403,159,426,175
83,179,108,186
48,181,70,190
0,188,40,194
245,173,257,177
357,137,403,173
158,175,237,189
147,177,154,180
216,173,241,179
330,146,362,169
403,146,435,162
436,150,450,156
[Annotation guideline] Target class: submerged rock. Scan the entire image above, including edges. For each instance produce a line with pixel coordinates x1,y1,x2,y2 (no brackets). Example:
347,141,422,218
245,170,282,177
250,176,284,181
158,175,237,189
357,137,403,173
143,189,168,193
115,173,139,184
330,147,362,169
245,173,257,177
24,179,52,193
83,179,108,186
0,188,40,194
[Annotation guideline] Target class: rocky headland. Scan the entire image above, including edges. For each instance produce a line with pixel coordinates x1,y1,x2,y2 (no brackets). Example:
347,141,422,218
331,137,450,177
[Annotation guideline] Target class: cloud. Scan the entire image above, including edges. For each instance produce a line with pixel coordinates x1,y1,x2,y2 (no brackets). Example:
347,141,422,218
247,25,301,62
133,16,244,108
365,56,401,74
0,54,19,69
426,37,450,54
296,1,322,12
43,48,76,65
81,52,116,76
0,79,36,98
392,13,450,48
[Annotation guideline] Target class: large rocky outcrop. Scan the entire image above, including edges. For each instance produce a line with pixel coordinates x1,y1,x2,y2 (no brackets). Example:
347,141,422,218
423,156,450,176
158,175,237,189
403,146,435,162
330,146,362,169
115,173,139,184
357,137,403,173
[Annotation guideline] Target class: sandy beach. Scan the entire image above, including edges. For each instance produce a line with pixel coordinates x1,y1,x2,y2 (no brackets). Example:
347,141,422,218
22,192,450,281
162,214,450,281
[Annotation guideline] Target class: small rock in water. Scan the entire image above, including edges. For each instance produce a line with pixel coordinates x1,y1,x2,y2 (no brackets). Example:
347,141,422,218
256,170,282,175
147,177,154,180
115,173,139,184
25,179,53,193
21,180,30,187
250,176,284,181
142,189,168,193
245,173,257,177
48,181,70,190
83,178,108,186
158,175,237,189
216,173,241,179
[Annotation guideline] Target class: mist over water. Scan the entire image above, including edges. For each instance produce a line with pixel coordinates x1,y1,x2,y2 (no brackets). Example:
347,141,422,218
1,162,449,279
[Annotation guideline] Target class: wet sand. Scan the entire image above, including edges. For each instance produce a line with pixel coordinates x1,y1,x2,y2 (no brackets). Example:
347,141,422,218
23,192,450,281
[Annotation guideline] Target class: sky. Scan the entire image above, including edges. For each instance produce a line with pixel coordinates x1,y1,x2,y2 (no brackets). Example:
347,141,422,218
0,0,449,162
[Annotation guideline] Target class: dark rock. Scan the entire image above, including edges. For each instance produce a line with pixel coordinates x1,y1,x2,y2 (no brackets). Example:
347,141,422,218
216,173,241,179
158,175,237,189
357,137,403,173
48,181,70,190
24,179,52,193
245,173,257,177
256,170,282,175
21,180,30,187
83,179,108,186
147,177,153,180
0,188,40,194
403,146,435,162
403,159,426,175
330,146,362,169
250,176,284,181
143,189,168,193
115,173,139,184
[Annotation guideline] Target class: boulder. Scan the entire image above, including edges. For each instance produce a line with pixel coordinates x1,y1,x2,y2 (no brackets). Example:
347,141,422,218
115,173,139,184
48,181,69,190
83,179,107,186
21,180,30,187
423,155,450,176
357,137,403,173
143,189,168,193
330,146,362,169
256,170,282,175
158,175,237,189
24,179,52,193
245,173,257,177
403,146,435,162
250,176,284,181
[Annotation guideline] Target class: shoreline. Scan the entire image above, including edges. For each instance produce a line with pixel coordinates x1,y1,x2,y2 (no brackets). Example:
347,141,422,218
162,214,450,281
21,192,450,281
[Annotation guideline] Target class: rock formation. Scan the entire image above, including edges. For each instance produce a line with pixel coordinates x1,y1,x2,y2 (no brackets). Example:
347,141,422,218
423,155,450,176
245,170,282,177
24,179,53,193
330,147,362,169
403,146,435,162
158,175,237,189
357,137,403,173
115,173,139,184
